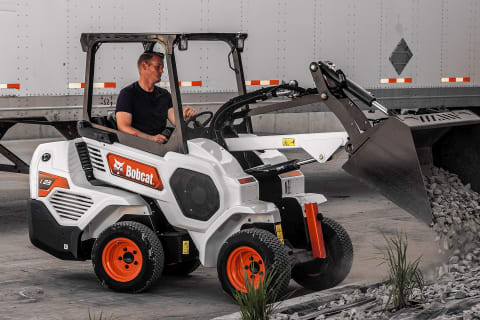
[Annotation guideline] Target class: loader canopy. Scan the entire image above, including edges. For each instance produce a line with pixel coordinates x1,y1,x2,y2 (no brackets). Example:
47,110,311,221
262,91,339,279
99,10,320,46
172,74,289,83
78,33,250,157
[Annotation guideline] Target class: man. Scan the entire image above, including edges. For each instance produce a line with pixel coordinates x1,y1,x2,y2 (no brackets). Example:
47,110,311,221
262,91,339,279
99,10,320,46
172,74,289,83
116,51,195,143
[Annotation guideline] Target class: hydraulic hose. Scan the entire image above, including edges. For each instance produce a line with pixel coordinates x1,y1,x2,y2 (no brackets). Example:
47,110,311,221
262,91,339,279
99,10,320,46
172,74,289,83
209,84,310,145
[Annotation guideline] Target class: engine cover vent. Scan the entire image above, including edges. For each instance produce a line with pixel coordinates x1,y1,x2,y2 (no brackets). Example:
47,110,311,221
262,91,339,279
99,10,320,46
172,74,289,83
87,145,105,172
49,190,93,221
75,142,94,181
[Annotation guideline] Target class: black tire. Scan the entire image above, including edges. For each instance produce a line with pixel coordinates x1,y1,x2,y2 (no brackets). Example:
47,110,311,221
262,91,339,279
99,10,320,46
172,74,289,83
217,228,291,300
292,217,353,291
163,259,201,276
91,221,164,293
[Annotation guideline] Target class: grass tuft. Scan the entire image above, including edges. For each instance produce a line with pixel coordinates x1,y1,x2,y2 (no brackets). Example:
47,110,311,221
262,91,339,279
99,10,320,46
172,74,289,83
381,232,425,310
232,270,285,320
87,308,116,320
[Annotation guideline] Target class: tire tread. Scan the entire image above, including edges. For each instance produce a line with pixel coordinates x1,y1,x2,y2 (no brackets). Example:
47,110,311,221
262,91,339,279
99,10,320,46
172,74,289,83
292,217,353,291
218,228,291,299
91,221,164,293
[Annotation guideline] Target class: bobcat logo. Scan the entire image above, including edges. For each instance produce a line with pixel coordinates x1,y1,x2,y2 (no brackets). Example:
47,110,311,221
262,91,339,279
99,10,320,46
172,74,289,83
106,153,164,190
112,158,124,174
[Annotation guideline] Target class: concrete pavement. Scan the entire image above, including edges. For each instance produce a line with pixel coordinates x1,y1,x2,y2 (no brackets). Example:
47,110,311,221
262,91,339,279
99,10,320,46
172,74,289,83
0,139,443,319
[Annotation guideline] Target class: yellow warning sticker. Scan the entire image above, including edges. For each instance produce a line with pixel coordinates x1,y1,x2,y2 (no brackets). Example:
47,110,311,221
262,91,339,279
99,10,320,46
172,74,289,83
282,138,295,146
182,240,189,255
275,224,285,244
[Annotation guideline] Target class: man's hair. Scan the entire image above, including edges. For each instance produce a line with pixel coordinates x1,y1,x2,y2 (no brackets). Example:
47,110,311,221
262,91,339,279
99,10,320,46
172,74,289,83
137,51,165,69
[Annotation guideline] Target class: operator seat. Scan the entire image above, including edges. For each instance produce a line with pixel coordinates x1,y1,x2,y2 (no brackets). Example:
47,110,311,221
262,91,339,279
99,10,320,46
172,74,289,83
89,113,118,130
230,151,263,170
106,112,118,130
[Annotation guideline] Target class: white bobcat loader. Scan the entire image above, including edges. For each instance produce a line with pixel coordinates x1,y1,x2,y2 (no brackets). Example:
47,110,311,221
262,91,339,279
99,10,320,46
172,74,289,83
22,33,356,296
3,29,475,299
5,31,478,298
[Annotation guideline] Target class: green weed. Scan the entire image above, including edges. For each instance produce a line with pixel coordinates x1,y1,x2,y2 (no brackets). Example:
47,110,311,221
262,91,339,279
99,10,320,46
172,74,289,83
232,270,285,320
87,308,116,320
381,232,425,310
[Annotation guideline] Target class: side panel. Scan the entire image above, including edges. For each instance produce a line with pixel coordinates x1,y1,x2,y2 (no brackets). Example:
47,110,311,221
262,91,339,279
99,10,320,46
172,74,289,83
440,0,477,83
65,0,159,96
317,0,352,79
0,2,21,96
22,0,68,96
283,0,315,86
29,140,150,230
415,0,442,86
243,0,281,84
379,0,422,85
350,1,382,88
28,199,83,260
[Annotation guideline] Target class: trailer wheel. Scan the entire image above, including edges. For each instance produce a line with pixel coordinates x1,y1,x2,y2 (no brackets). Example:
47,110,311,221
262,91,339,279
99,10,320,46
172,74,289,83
292,217,353,291
217,228,291,299
163,259,201,276
91,221,164,293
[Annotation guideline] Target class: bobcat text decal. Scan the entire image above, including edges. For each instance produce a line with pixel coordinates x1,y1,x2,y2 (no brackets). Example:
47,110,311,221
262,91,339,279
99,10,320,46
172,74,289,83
107,153,163,190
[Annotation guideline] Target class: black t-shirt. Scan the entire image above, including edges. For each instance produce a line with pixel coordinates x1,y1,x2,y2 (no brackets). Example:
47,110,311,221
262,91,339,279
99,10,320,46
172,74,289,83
116,82,173,136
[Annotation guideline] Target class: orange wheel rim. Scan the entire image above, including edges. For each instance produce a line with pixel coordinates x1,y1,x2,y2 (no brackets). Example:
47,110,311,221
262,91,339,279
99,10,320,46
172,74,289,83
226,246,266,293
102,237,143,282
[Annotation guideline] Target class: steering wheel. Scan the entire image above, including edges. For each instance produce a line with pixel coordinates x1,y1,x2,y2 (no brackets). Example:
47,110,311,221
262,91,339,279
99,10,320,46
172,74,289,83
185,111,214,128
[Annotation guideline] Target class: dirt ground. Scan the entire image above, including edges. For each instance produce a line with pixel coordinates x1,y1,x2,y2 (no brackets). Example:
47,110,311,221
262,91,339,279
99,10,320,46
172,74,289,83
0,139,443,320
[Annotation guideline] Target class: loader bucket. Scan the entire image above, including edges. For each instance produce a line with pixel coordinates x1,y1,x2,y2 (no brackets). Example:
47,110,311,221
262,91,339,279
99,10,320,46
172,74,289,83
342,111,480,225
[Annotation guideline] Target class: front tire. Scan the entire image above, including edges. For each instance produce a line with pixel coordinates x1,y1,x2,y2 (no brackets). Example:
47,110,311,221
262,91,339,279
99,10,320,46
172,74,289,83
91,221,164,293
292,217,353,290
217,228,291,299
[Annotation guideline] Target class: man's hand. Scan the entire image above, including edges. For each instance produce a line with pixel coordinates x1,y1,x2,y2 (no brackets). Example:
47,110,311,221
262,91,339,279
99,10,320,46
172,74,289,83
151,134,168,143
183,105,196,120
167,105,197,125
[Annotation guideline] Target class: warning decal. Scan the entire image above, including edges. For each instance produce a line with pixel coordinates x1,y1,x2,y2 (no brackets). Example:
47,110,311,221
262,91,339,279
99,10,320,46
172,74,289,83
282,138,295,146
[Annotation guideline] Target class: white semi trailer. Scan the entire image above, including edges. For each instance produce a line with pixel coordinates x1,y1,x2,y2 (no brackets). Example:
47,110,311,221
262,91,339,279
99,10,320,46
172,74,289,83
0,0,478,113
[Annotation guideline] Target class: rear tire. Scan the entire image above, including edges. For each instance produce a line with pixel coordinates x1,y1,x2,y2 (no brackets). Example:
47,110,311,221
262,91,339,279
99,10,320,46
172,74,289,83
163,259,201,276
217,228,291,300
91,221,164,293
292,217,353,291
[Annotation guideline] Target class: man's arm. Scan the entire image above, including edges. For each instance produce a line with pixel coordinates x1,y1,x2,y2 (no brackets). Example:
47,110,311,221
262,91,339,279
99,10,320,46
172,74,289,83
117,112,168,143
167,108,176,125
167,105,196,125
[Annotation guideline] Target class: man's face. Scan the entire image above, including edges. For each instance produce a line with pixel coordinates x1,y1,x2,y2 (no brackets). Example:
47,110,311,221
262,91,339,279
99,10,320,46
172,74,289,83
141,56,164,84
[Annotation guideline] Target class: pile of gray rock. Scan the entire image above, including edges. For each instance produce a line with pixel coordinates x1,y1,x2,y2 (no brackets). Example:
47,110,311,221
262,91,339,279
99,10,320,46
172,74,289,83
427,166,480,255
272,166,480,319
299,247,480,319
